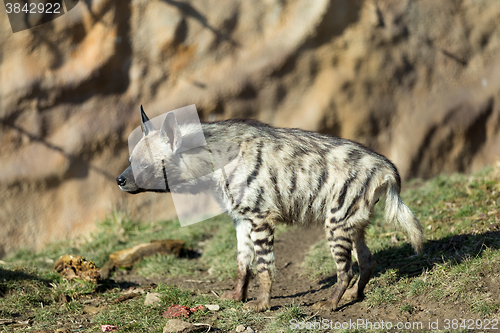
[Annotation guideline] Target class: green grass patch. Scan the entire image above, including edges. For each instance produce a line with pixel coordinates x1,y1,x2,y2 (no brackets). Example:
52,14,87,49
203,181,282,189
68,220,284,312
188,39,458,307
265,303,311,332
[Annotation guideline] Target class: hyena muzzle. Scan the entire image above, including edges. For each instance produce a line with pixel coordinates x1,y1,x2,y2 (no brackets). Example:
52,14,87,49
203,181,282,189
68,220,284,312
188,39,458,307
117,106,424,312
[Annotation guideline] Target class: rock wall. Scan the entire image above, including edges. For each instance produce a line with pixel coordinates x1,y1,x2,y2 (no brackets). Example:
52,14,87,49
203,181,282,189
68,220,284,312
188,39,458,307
1,0,500,255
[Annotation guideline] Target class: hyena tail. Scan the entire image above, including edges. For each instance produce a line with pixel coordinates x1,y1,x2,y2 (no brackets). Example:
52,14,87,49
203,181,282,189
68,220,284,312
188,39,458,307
383,175,424,254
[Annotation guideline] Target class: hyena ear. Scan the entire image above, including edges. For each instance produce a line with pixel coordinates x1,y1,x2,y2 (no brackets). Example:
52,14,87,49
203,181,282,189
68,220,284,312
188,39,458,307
160,112,182,153
140,105,156,137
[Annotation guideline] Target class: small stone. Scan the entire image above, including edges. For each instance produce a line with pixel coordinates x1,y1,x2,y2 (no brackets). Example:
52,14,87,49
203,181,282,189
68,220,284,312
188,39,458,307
245,328,254,333
204,304,220,311
163,319,195,333
236,325,246,332
144,292,161,305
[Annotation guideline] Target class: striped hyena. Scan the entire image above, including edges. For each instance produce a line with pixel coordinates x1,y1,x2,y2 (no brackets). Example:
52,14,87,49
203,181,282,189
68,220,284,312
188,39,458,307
117,107,423,312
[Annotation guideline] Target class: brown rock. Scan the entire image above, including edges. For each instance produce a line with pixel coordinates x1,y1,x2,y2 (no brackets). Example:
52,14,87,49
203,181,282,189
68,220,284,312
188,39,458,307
162,319,201,333
109,239,184,267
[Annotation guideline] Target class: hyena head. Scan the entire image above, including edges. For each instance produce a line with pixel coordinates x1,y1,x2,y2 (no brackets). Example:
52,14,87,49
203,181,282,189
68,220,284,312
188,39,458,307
116,106,186,194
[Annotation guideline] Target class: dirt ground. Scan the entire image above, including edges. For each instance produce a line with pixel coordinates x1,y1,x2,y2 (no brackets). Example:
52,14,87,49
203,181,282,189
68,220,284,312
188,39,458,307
113,226,495,331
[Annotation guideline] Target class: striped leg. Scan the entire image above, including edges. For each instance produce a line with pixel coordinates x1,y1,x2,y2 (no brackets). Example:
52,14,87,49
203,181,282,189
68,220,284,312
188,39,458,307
221,219,254,301
243,219,275,312
313,221,354,311
344,233,376,301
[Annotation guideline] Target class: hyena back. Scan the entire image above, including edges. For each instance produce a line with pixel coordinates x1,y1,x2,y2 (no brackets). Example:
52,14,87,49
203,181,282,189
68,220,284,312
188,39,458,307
117,108,424,312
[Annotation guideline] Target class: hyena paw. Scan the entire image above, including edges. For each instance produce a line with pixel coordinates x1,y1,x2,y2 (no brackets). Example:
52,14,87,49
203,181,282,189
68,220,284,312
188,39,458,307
220,291,243,301
312,300,337,311
343,288,363,302
243,299,270,312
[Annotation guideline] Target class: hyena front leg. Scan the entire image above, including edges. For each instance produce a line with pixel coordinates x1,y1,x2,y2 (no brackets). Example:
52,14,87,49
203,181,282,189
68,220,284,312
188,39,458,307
343,233,376,302
243,218,275,312
221,219,254,302
313,219,354,311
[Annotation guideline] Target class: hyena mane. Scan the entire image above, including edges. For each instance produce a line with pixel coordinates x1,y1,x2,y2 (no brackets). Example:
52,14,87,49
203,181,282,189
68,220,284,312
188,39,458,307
117,109,424,312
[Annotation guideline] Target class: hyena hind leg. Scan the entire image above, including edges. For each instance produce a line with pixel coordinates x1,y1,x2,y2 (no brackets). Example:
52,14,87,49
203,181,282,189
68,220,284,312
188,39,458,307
221,219,254,302
242,218,275,312
313,224,354,311
343,233,376,302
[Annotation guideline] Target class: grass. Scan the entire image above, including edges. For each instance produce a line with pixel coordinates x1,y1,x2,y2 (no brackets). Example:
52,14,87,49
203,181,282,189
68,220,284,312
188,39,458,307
1,166,500,332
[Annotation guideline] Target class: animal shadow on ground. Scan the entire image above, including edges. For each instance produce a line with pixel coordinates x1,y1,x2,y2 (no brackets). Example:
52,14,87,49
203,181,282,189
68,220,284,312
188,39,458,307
374,230,500,278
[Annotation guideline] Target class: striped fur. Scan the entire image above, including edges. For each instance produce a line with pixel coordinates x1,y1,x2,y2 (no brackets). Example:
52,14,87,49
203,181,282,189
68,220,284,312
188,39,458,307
117,111,424,312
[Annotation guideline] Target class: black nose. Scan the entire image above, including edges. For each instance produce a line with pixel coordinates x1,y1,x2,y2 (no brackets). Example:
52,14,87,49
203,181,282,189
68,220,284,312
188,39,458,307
116,175,127,186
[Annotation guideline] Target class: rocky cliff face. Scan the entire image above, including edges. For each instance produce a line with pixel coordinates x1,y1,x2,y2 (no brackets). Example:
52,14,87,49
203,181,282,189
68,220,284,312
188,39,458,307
1,0,499,255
